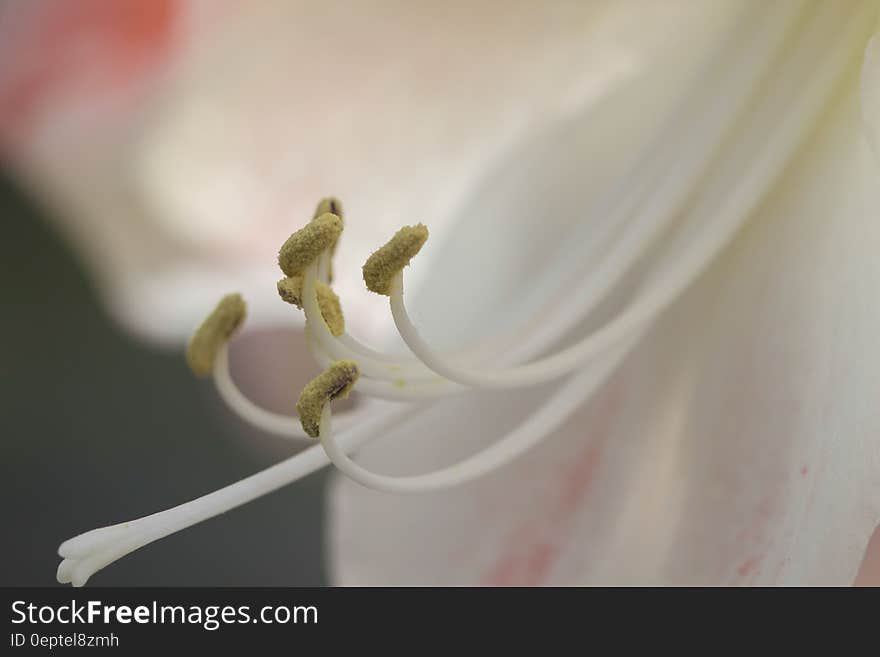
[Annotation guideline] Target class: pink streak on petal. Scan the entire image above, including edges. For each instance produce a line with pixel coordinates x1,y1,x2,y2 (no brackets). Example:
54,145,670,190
483,385,621,586
736,554,764,579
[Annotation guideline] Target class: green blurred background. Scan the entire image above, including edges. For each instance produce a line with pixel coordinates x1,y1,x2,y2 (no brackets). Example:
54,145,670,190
0,171,327,586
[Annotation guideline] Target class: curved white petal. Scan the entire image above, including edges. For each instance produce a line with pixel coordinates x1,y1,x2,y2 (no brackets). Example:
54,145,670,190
329,7,880,585
0,0,717,344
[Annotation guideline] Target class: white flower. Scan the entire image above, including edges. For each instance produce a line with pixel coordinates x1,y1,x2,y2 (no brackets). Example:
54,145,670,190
328,1,880,585
0,0,673,345
6,1,878,585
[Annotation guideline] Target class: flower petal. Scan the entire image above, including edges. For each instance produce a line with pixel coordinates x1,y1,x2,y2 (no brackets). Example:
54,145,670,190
1,0,706,344
329,9,880,585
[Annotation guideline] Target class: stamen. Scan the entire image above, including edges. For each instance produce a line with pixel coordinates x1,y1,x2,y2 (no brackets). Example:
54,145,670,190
277,275,345,336
296,361,360,437
276,275,305,305
56,0,873,584
56,405,416,586
278,213,343,277
314,197,343,221
300,262,460,400
185,294,246,377
363,224,428,295
212,344,359,440
385,0,873,391
317,335,635,493
313,197,344,282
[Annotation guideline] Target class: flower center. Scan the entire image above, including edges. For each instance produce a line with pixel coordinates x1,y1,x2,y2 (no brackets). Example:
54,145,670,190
55,0,879,585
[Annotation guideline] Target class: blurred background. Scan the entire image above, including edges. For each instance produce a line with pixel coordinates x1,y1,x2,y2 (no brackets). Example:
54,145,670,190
4,0,878,587
0,170,329,585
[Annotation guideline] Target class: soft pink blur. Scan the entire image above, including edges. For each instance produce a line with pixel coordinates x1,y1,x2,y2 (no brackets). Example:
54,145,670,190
855,525,880,586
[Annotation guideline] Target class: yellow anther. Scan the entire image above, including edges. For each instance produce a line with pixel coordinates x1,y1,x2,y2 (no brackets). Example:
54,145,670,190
296,360,360,437
278,213,343,277
185,294,246,377
276,275,305,306
277,276,345,336
362,224,428,296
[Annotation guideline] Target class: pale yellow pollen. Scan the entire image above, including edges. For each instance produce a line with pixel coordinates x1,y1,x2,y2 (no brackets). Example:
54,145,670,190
276,276,345,336
278,213,343,277
296,360,360,438
362,224,429,296
185,294,246,377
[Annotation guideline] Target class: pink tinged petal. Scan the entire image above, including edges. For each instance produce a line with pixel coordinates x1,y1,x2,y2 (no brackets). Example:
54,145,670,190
326,1,750,586
0,0,182,150
0,0,729,344
329,6,880,585
651,80,880,585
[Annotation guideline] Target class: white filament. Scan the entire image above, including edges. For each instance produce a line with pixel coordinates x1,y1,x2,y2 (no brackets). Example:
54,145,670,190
56,0,875,585
318,335,638,492
388,0,868,391
56,404,416,586
213,345,361,440
322,0,872,489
